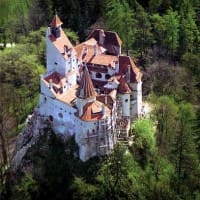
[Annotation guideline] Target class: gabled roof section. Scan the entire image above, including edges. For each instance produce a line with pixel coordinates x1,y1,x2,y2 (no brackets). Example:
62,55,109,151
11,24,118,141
50,14,63,27
88,29,122,46
118,76,132,94
119,56,142,83
77,66,97,99
44,71,64,85
79,101,111,121
49,29,75,60
75,40,118,67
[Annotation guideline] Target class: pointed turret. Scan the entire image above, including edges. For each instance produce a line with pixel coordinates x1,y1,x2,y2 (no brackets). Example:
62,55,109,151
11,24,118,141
50,14,63,27
50,14,63,38
77,66,97,99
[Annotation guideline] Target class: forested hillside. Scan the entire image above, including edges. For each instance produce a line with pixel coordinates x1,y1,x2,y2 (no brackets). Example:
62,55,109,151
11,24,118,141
0,0,200,199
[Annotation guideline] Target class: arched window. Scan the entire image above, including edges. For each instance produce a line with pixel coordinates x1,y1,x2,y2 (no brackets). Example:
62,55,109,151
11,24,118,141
96,72,102,78
105,74,111,80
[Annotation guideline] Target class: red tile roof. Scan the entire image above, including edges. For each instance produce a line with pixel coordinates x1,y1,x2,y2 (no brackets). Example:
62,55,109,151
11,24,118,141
88,29,122,47
118,76,132,94
49,29,75,60
50,15,63,27
87,54,118,67
119,56,142,83
44,71,63,84
79,101,111,121
43,71,79,105
77,66,97,99
58,84,79,105
75,40,118,67
96,95,114,109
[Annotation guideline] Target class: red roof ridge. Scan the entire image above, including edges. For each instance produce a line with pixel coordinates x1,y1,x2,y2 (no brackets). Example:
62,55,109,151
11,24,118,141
87,29,122,46
118,75,132,94
50,14,63,27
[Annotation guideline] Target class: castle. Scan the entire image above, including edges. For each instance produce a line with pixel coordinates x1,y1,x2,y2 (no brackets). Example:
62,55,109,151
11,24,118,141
37,15,143,161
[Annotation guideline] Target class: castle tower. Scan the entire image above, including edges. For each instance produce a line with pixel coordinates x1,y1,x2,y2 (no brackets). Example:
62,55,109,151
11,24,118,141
46,14,77,86
118,76,132,117
76,66,97,116
50,14,63,38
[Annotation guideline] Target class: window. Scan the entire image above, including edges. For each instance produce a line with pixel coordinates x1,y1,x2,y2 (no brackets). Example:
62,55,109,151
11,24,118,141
125,99,128,103
54,62,58,65
58,113,63,118
105,74,111,80
49,115,54,121
96,72,102,78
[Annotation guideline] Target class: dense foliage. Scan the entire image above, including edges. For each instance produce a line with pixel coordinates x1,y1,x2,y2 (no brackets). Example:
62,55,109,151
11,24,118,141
0,0,200,199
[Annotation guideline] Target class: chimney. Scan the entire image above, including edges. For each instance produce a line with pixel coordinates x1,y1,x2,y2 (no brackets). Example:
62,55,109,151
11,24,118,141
64,45,68,54
49,79,53,89
105,95,108,105
79,106,83,117
102,104,106,116
93,45,97,56
126,65,131,82
99,29,105,46
82,44,88,58
115,61,119,73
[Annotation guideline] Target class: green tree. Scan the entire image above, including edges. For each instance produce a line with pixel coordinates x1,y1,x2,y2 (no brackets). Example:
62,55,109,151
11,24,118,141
28,0,53,30
145,155,175,200
150,13,166,58
153,96,178,157
105,0,135,52
71,177,100,200
134,1,153,63
97,144,146,199
11,174,39,200
179,0,200,55
171,103,199,197
163,9,180,61
130,118,155,167
144,64,198,102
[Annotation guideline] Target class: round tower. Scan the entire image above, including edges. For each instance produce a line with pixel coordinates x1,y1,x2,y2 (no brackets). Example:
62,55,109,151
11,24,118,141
117,76,132,117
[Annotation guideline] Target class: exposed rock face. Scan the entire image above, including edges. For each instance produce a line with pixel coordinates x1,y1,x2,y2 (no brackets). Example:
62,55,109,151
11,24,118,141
10,112,51,172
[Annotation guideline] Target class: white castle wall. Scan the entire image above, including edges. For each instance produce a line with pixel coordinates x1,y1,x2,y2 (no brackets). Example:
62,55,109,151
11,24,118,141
118,93,130,117
40,76,55,98
46,28,77,82
89,63,118,83
38,94,77,136
130,81,142,117
67,72,77,86
74,116,114,161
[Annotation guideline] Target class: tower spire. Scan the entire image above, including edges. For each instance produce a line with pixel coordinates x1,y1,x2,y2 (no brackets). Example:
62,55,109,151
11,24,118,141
77,65,96,99
50,13,63,38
